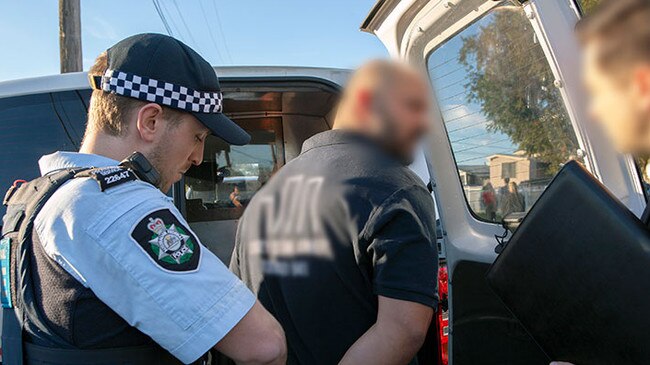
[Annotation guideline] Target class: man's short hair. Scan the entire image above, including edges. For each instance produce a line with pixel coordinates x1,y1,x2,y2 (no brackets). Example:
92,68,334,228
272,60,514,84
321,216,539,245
86,52,186,137
576,0,650,78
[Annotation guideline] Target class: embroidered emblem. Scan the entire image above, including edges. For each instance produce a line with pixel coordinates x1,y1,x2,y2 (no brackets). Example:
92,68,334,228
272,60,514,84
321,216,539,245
131,209,200,272
147,217,194,265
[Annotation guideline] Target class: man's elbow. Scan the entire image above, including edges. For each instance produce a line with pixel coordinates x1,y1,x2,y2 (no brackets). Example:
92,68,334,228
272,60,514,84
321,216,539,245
401,321,430,352
241,323,287,365
382,307,433,355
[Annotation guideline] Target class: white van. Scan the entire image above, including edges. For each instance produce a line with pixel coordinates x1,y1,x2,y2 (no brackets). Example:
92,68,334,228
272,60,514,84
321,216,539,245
0,1,646,364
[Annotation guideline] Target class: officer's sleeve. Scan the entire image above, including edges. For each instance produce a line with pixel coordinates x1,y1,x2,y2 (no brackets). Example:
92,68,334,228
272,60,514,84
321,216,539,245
38,191,255,364
364,185,439,308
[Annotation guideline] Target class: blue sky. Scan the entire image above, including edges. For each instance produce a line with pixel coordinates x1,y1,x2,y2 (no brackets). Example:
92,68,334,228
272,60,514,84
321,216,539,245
0,0,387,82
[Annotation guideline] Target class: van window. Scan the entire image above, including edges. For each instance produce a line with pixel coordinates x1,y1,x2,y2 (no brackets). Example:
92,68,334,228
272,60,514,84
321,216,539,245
183,117,284,262
184,117,284,223
427,4,581,223
0,90,90,216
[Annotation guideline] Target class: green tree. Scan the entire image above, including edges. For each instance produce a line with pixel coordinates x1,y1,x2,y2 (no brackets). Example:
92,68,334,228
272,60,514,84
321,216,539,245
459,8,579,175
579,0,601,13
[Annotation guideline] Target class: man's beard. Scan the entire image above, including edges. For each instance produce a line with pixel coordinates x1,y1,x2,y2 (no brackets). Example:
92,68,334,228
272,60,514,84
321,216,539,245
375,112,416,165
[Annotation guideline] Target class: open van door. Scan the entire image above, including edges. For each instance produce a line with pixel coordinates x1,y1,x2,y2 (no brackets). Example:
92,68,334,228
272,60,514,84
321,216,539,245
363,1,647,364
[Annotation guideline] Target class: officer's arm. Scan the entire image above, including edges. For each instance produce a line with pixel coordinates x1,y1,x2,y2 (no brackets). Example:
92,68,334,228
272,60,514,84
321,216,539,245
215,300,287,365
338,296,433,365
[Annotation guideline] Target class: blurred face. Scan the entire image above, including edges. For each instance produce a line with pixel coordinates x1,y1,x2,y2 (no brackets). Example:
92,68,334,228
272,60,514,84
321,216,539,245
148,114,209,192
375,72,432,164
583,41,650,154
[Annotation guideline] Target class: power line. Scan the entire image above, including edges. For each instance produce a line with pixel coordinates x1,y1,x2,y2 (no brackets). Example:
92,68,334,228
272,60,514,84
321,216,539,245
171,0,199,48
159,0,183,40
152,0,174,36
199,0,225,64
210,0,233,64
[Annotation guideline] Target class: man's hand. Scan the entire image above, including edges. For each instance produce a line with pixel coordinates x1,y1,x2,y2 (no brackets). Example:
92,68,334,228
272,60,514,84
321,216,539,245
338,296,433,365
215,300,287,365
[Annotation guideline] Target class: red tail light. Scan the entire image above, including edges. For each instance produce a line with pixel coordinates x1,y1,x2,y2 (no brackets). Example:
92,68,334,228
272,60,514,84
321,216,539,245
437,264,449,365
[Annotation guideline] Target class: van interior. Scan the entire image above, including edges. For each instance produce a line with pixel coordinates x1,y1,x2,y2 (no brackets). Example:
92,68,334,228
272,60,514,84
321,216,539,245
180,78,341,263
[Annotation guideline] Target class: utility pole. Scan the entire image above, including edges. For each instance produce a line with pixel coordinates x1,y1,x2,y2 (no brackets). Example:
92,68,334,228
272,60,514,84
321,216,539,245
59,0,82,73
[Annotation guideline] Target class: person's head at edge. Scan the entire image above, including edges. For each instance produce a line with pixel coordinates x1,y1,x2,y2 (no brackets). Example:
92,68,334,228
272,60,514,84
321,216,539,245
550,5,650,365
79,33,250,192
332,59,433,165
579,0,650,154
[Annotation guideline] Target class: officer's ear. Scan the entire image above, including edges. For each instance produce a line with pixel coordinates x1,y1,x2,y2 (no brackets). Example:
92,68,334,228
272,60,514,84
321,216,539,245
135,103,165,143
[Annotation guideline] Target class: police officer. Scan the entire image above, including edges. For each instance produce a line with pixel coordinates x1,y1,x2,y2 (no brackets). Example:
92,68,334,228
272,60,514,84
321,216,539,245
0,34,286,365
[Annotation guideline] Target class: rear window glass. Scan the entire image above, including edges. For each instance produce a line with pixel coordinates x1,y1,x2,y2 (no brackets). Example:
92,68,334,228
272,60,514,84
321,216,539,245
427,4,582,223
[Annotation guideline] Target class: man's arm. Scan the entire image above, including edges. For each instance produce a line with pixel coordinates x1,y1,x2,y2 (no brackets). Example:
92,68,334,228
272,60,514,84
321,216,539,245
339,185,438,364
215,300,287,365
339,296,433,365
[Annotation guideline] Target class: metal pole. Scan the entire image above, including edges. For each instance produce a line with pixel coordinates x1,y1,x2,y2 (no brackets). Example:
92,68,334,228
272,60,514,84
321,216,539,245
59,0,82,73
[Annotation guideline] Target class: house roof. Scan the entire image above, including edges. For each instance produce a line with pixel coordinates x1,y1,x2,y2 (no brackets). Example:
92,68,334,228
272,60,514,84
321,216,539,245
457,165,489,174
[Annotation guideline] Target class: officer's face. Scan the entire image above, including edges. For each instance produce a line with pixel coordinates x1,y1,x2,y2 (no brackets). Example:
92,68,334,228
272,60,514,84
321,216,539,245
583,40,650,154
149,114,210,192
376,72,431,164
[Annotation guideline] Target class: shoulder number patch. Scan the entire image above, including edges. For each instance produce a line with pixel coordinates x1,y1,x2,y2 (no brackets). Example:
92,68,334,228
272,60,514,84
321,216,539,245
77,166,137,191
131,209,201,272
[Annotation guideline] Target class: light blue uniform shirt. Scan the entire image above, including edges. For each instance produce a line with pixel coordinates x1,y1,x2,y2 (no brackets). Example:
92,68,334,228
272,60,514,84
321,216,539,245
34,151,256,364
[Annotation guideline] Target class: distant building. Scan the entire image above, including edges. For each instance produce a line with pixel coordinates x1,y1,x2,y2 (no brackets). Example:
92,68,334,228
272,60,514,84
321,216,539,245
458,165,489,186
456,153,551,215
487,151,548,188
457,165,490,213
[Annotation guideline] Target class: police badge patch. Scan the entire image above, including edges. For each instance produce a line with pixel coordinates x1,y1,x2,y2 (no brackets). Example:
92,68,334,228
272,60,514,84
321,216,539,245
131,209,200,272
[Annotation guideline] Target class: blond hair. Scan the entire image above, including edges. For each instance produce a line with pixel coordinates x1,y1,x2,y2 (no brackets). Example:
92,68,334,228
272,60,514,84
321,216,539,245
85,52,186,138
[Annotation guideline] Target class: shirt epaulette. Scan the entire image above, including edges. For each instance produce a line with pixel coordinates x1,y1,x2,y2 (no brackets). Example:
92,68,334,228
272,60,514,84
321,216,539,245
75,166,138,192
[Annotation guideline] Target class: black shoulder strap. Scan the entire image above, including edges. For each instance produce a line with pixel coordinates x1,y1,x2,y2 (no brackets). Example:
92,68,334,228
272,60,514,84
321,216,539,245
1,168,89,364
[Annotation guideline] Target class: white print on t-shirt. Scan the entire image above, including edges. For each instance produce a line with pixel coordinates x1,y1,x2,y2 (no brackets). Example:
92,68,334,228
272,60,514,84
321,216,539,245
247,175,332,277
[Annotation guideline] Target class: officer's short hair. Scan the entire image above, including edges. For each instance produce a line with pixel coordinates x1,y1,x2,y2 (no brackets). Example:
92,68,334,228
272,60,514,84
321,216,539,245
576,0,650,81
86,52,186,137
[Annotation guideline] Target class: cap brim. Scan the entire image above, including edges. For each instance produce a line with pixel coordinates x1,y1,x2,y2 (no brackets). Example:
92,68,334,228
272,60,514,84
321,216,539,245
193,112,251,145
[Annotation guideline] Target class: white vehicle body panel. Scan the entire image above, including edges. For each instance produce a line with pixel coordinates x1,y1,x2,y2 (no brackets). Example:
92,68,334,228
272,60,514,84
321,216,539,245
0,66,352,98
363,0,645,363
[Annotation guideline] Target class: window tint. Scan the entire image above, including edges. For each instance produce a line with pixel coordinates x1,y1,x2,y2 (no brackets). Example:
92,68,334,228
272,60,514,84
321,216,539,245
427,5,582,223
0,90,90,216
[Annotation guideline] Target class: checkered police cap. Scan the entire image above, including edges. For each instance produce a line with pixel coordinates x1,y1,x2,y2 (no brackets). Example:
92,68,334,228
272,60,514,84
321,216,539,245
93,69,224,114
88,33,250,145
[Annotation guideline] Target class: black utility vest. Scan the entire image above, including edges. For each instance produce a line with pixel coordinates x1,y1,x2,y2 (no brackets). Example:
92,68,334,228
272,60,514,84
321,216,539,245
0,168,188,365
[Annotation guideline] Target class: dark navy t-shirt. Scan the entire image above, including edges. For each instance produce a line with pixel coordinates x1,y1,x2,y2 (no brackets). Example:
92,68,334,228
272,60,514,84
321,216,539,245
230,130,439,365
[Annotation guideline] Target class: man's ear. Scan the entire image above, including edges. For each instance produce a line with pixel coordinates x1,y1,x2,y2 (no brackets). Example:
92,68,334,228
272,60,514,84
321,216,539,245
135,103,165,143
353,88,374,124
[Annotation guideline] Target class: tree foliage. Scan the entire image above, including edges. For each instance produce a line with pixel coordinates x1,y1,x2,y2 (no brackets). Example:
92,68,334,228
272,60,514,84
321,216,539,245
579,0,601,13
458,9,579,175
